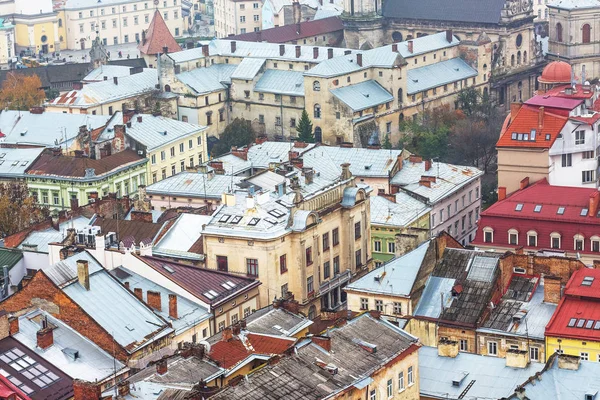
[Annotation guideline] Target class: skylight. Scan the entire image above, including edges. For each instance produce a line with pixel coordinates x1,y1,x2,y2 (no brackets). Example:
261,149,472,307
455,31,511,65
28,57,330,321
268,209,286,218
568,318,577,327
231,216,242,224
586,320,594,329
219,214,231,223
582,276,595,286
581,208,589,217
515,204,523,211
208,290,219,297
577,319,586,328
594,321,600,330
557,207,565,215
162,265,175,274
248,218,260,226
533,205,542,213
221,281,237,290
203,292,215,299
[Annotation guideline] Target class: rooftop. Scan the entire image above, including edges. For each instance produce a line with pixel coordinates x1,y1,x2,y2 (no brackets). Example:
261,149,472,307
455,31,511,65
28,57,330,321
208,332,296,369
546,296,600,341
82,65,136,82
330,80,393,112
17,216,91,253
145,171,242,199
229,16,344,43
254,70,305,96
152,213,213,260
383,0,508,24
0,248,23,272
418,346,544,400
564,268,600,298
122,113,206,151
496,105,569,149
243,305,313,337
346,240,431,297
92,217,164,246
0,148,45,179
370,192,430,227
138,10,181,56
302,145,402,178
230,57,266,81
176,64,237,95
547,0,600,10
406,58,477,95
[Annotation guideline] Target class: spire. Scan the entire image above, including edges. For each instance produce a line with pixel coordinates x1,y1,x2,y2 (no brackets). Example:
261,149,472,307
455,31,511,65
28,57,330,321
138,10,182,56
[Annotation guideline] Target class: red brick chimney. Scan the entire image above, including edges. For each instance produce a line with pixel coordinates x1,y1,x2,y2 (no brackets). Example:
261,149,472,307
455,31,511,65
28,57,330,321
446,29,453,43
130,211,153,223
231,146,249,160
134,287,143,301
117,381,130,397
222,327,233,341
202,44,209,57
425,159,432,171
498,187,507,201
519,177,530,190
590,191,600,217
378,192,396,203
147,291,162,311
73,380,101,400
156,359,168,375
392,43,398,52
356,53,362,67
408,154,422,163
9,317,18,335
538,106,545,129
311,336,331,352
168,294,178,319
407,40,413,53
295,45,301,58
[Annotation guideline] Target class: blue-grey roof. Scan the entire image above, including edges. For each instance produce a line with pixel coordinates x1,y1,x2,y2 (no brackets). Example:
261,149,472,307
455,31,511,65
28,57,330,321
231,58,266,80
176,64,237,95
383,0,507,24
18,216,91,253
346,241,431,297
302,146,402,178
123,114,205,151
0,147,44,179
254,70,305,96
370,193,430,228
547,0,600,10
413,276,456,318
330,80,393,112
146,171,242,199
407,58,477,95
153,213,213,260
419,346,544,400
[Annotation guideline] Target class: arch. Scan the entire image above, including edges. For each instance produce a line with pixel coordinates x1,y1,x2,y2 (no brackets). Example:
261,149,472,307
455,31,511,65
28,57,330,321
591,235,600,252
517,51,521,65
508,228,519,245
550,232,561,249
523,51,527,63
556,23,563,42
359,41,373,50
314,104,321,119
164,84,171,92
574,233,585,251
308,305,316,320
583,23,591,43
397,88,403,103
483,227,494,243
527,230,538,247
511,54,515,66
392,31,403,42
314,126,322,142
399,113,404,124
313,81,320,91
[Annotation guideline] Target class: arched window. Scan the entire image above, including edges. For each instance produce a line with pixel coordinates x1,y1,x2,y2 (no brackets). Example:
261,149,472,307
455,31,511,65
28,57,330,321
164,84,171,92
556,23,563,42
591,235,600,252
308,305,316,319
508,229,519,245
313,81,320,91
523,51,527,63
574,234,585,251
58,18,63,28
392,31,403,42
314,126,322,142
583,24,591,43
550,232,561,249
398,88,403,104
314,104,321,119
517,51,521,65
511,54,515,66
483,227,494,243
527,230,538,247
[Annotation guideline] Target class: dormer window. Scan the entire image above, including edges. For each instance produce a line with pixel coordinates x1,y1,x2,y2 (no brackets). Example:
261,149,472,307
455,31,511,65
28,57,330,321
515,203,523,211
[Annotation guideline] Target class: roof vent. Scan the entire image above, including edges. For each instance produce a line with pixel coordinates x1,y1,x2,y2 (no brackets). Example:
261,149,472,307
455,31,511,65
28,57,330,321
512,310,527,324
452,371,469,387
62,348,80,361
20,130,27,136
352,338,377,353
586,392,598,400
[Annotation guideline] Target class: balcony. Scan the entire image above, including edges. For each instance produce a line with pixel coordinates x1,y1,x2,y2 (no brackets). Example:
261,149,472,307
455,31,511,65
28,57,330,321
319,269,352,296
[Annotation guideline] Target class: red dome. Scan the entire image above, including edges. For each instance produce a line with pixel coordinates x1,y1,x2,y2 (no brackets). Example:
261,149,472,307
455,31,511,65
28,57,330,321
538,61,573,84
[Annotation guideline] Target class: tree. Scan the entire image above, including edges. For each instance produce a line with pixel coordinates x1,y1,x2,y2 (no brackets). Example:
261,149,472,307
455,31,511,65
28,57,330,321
296,109,314,143
382,133,392,149
211,118,256,157
0,182,49,238
0,73,45,110
45,88,60,101
457,87,479,116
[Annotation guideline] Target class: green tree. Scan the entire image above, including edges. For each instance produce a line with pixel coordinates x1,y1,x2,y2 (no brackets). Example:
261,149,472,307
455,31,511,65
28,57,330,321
211,118,256,157
296,109,314,143
0,182,49,237
457,87,479,116
44,88,60,101
382,133,392,149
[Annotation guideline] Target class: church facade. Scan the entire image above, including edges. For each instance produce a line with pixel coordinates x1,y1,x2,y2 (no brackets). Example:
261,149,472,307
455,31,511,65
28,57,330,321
342,0,546,108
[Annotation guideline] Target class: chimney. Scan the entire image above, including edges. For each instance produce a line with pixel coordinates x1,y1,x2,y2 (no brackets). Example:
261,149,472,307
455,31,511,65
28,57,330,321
407,40,413,53
230,41,236,53
232,323,241,335
51,213,60,230
313,47,319,59
113,76,118,85
117,381,130,397
378,192,396,203
37,321,54,350
590,191,600,217
425,159,432,171
73,380,101,400
168,294,178,319
156,359,168,375
544,275,562,304
437,338,459,358
341,163,352,180
292,0,301,24
538,106,544,129
419,179,431,188
147,291,162,311
137,115,143,123
519,177,529,190
446,29,453,43
344,50,351,55
163,46,169,54
8,316,18,335
72,82,83,90
134,287,143,300
279,44,285,56
557,353,580,370
130,210,153,223
222,327,233,341
498,186,507,201
327,48,333,59
77,260,90,291
0,312,7,341
202,44,209,57
29,106,44,114
311,336,331,352
356,53,362,67
510,102,523,121
392,43,398,52
506,349,529,368
303,167,314,184
408,154,422,163
295,45,301,58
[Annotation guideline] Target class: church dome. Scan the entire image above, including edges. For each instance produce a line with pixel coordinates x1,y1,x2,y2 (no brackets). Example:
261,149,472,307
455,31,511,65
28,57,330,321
538,60,573,84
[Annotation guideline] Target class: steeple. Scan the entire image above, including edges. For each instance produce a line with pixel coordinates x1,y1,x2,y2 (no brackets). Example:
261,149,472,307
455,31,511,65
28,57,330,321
138,10,182,57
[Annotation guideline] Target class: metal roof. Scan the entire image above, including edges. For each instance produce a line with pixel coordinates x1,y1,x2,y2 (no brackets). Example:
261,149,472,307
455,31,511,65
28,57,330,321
406,58,478,95
153,213,213,260
370,193,430,227
83,65,133,82
13,309,128,383
0,148,44,179
176,64,236,95
44,251,102,287
0,248,23,271
302,146,401,178
231,58,266,80
18,216,91,254
330,80,393,112
244,306,313,337
413,276,456,318
346,240,431,297
123,114,206,151
146,171,242,198
419,346,544,400
547,0,600,9
254,70,305,96
383,0,507,24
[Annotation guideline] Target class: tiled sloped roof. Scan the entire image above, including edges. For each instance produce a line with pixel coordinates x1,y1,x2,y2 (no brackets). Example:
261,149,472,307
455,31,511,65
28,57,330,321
545,296,600,340
138,10,181,55
496,105,569,149
383,0,506,24
209,333,295,369
564,268,600,298
229,16,344,43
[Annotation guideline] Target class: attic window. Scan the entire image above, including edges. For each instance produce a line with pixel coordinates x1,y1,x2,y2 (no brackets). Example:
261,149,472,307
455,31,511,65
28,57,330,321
577,319,586,328
568,318,577,327
557,207,565,215
515,203,523,211
533,205,542,213
511,133,517,140
530,129,536,141
582,276,594,286
219,214,231,223
221,281,236,290
163,265,175,274
594,321,600,330
586,320,595,329
248,218,260,226
581,208,589,217
204,291,215,299
231,216,242,224
268,209,286,218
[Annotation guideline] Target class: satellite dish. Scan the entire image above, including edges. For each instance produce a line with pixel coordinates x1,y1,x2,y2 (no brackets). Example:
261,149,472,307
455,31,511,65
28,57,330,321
198,340,211,353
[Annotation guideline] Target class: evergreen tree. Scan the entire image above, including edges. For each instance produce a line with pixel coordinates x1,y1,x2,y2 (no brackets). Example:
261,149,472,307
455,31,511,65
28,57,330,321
382,133,392,149
211,118,256,157
296,109,314,143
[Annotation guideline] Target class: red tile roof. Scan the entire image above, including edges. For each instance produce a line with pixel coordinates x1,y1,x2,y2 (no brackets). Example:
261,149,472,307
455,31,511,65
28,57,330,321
563,268,600,298
545,297,600,340
209,333,295,369
545,83,595,100
496,105,568,149
138,10,181,55
137,256,260,306
229,17,344,44
525,95,583,110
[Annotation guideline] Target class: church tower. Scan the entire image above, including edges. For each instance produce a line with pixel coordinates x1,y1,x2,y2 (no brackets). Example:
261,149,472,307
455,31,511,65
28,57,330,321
341,0,385,49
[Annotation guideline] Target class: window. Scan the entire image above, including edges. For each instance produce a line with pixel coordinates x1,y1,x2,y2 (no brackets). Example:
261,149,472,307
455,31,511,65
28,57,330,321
355,249,362,267
333,256,340,275
583,23,591,44
484,227,493,243
244,307,251,317
275,116,281,126
179,143,184,153
592,237,600,252
582,170,594,183
393,302,402,314
528,231,538,247
218,321,225,332
575,235,584,251
388,242,395,253
314,104,321,119
280,254,287,273
576,130,586,145
53,192,59,205
246,258,259,276
370,389,376,400
206,112,212,125
530,347,539,361
374,240,382,252
375,299,383,312
355,222,361,239
307,276,314,294
322,233,330,251
240,16,245,22
508,229,518,245
387,379,393,398
170,147,175,157
332,228,339,246
323,261,330,279
583,150,594,159
240,3,245,8
551,232,561,249
217,256,228,272
460,339,468,352
488,341,498,355
151,154,156,164
360,298,368,310
408,366,414,385
562,153,572,167
386,122,391,133
306,247,313,266
398,371,405,391
581,352,589,361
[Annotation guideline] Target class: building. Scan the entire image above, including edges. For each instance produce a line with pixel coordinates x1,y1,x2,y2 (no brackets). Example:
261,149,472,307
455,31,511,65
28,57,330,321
54,0,184,51
342,0,546,109
496,61,600,194
211,313,421,400
547,0,599,78
0,147,45,183
545,268,600,362
419,345,544,400
0,252,174,368
137,10,182,68
213,0,262,37
25,148,147,211
472,178,600,264
201,163,370,318
0,0,59,56
238,300,313,338
120,113,208,184
0,248,25,299
390,155,483,246
0,19,15,67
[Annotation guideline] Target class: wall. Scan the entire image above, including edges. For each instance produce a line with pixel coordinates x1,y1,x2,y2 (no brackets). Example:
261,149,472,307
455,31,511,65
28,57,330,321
346,292,412,319
405,318,437,347
477,332,545,362
497,147,550,194
438,325,477,354
546,336,600,362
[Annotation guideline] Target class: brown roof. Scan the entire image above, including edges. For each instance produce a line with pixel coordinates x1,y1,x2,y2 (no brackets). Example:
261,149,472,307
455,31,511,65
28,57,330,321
230,17,344,44
26,149,145,179
93,217,163,245
138,10,182,56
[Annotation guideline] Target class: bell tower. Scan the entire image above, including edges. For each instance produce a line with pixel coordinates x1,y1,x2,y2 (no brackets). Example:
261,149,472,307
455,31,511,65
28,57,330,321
341,0,385,49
